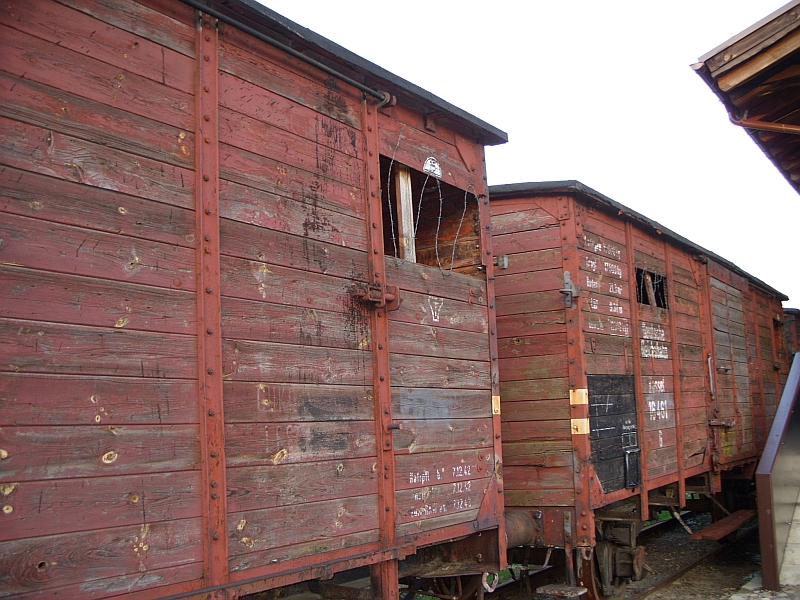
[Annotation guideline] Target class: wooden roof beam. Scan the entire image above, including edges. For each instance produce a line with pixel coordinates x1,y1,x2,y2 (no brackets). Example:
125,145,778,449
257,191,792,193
718,28,800,92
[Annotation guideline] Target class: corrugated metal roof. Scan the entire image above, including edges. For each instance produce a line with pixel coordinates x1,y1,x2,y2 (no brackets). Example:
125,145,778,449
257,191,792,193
489,180,788,301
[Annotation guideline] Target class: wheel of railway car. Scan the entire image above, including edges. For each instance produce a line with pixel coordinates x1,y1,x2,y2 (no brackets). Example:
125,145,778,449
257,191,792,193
577,549,628,600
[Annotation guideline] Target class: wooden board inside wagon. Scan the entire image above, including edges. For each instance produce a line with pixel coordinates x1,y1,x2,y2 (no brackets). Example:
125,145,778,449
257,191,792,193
588,375,641,493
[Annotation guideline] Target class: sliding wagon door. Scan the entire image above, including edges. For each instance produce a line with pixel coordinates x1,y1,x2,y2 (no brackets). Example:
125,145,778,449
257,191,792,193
709,276,754,461
375,132,499,544
216,24,380,574
388,261,495,540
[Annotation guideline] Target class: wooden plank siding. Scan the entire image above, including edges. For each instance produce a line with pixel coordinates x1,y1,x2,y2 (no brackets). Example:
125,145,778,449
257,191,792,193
0,0,505,597
492,196,572,509
0,0,203,596
670,252,711,472
489,182,788,551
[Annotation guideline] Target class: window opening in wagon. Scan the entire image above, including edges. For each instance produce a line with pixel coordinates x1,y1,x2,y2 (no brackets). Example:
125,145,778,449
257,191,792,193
379,155,483,277
635,268,668,309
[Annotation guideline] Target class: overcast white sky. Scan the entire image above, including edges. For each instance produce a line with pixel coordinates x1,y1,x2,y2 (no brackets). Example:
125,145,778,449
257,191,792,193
261,0,799,306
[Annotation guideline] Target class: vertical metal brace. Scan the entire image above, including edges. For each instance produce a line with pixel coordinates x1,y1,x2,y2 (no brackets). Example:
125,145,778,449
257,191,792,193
560,198,594,549
465,135,508,570
663,241,686,503
362,97,399,598
195,12,228,586
624,221,648,499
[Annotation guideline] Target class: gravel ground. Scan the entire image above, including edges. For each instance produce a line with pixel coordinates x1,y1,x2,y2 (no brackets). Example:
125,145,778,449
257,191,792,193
625,513,721,598
503,515,800,600
641,523,800,600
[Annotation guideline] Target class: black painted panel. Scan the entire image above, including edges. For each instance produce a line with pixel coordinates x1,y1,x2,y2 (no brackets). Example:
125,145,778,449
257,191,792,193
587,375,640,493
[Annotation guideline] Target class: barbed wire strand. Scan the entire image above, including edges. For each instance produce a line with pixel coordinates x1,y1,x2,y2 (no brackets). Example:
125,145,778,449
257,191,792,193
385,149,478,276
444,184,479,277
384,126,406,264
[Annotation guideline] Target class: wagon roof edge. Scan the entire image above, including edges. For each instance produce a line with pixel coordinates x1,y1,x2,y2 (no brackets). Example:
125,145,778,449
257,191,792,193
488,180,789,302
189,0,508,146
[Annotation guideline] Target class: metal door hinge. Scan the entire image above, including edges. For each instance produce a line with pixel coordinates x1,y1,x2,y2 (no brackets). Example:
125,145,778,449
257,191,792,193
708,418,735,428
353,281,401,311
560,271,581,307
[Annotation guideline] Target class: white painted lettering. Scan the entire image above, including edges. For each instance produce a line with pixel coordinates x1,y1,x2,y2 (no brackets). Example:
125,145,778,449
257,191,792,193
641,322,666,341
641,339,669,359
452,465,471,478
647,399,669,421
604,261,623,277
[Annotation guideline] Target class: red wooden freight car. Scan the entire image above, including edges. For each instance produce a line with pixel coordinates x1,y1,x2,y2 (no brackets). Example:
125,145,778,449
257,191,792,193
490,181,790,598
0,0,509,597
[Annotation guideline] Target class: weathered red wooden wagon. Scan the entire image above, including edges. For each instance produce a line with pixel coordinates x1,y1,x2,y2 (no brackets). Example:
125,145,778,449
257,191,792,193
0,0,509,597
489,181,790,597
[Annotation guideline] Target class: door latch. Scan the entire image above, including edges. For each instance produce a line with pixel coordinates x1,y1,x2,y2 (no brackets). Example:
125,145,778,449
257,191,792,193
353,281,401,311
560,271,581,308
